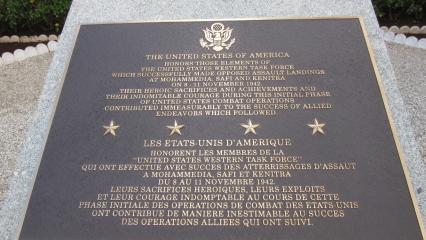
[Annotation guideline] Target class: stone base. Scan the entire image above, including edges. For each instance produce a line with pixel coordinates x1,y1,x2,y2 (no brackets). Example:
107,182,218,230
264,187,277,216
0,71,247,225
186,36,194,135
0,0,424,239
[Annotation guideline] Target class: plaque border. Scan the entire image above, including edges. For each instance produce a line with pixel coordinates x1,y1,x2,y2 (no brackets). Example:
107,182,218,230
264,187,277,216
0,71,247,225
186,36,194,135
358,16,426,237
17,16,426,239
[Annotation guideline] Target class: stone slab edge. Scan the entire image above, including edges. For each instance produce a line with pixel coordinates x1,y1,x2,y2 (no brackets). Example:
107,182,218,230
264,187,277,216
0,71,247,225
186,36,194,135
1,0,425,239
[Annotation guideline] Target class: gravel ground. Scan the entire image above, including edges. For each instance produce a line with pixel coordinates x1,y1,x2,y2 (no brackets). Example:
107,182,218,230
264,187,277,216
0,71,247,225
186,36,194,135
0,53,52,203
387,43,426,164
0,42,424,205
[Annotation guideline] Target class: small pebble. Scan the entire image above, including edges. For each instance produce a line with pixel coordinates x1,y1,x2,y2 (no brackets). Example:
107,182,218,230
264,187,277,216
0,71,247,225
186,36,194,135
25,46,38,57
389,25,399,33
36,43,49,54
1,52,14,64
0,36,10,43
38,34,48,42
29,35,39,42
47,41,58,51
13,49,27,61
418,39,426,49
20,35,30,43
400,25,410,33
410,26,420,34
10,35,19,43
48,34,58,41
405,36,418,47
394,34,406,44
383,31,395,41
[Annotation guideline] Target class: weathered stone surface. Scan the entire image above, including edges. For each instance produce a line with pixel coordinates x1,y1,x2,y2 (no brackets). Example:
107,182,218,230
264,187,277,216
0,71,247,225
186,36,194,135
387,43,426,174
0,0,424,239
0,53,53,206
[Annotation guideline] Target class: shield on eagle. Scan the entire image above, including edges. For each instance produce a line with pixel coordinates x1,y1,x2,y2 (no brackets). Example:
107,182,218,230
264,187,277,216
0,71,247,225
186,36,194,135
200,22,236,51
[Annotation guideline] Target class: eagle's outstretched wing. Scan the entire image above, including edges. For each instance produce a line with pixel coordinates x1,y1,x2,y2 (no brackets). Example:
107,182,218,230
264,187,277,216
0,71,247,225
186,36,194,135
222,28,233,42
200,38,208,48
203,29,213,43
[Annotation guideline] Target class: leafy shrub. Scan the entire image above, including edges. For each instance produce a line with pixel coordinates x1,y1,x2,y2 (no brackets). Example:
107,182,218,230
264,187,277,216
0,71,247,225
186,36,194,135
373,0,426,23
0,0,72,35
0,0,424,35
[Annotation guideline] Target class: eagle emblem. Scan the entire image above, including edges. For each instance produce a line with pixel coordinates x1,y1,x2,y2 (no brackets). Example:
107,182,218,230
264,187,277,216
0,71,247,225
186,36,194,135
200,22,235,51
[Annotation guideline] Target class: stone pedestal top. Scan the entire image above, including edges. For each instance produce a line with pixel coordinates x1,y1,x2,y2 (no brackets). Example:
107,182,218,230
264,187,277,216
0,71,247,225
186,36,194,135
0,1,425,239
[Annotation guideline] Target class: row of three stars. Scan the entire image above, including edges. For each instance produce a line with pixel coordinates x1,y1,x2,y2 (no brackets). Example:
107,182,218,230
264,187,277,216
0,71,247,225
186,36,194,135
103,118,326,136
103,119,256,136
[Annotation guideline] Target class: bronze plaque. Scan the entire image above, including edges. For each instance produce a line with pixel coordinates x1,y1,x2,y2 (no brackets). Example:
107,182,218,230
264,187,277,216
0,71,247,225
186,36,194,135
19,18,425,239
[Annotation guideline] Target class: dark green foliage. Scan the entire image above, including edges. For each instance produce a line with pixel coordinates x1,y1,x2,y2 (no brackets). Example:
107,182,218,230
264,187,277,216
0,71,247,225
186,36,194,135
373,0,426,23
0,0,72,35
0,0,424,35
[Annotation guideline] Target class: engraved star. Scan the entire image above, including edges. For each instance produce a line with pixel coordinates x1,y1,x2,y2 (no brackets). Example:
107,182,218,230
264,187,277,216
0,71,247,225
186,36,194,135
103,120,120,136
167,120,184,136
307,118,326,135
241,119,260,135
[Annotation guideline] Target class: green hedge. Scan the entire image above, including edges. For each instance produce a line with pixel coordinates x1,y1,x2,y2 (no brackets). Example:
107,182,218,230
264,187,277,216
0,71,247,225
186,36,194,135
0,0,424,35
0,0,72,35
